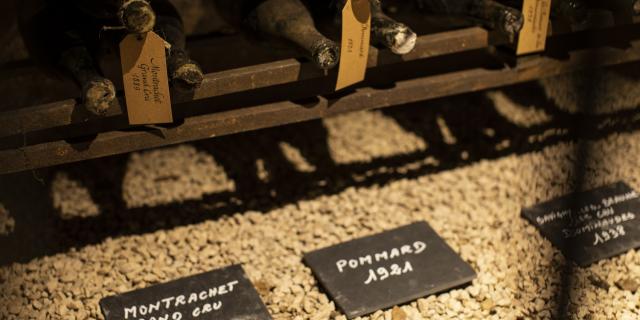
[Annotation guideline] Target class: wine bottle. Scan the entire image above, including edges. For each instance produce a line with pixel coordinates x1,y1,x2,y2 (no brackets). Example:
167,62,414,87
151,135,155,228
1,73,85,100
368,0,417,54
416,0,524,42
19,1,117,115
70,0,157,34
62,47,117,115
552,0,589,24
150,0,204,91
586,0,640,16
247,0,341,70
503,0,588,26
19,0,203,115
314,0,417,55
75,0,204,90
213,0,339,70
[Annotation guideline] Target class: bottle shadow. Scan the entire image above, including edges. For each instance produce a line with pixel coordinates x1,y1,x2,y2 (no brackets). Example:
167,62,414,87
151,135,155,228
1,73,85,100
2,81,640,266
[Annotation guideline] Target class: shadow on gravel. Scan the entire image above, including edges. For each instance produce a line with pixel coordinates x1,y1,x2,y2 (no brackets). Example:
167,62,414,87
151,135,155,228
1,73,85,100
2,81,640,266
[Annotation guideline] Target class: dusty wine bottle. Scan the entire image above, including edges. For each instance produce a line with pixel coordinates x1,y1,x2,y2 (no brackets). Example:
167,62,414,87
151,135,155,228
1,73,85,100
331,0,417,54
68,0,155,34
118,0,156,34
586,0,640,16
74,0,204,90
19,1,117,115
503,0,588,25
630,0,640,14
19,0,203,115
368,0,417,54
150,0,204,91
416,0,524,42
248,0,340,70
552,0,589,24
61,47,117,115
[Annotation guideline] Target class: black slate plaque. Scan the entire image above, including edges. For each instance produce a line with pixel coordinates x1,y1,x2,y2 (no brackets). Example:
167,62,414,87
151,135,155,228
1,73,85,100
522,182,640,267
100,264,272,320
303,221,476,319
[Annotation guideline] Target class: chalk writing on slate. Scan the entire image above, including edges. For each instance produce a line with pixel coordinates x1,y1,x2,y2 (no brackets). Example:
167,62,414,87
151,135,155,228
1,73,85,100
303,221,476,319
522,182,640,267
100,265,272,320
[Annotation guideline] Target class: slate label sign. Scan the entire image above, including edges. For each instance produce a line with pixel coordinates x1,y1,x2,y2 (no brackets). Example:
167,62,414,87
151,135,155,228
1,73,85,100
522,182,640,267
303,221,476,319
100,265,272,320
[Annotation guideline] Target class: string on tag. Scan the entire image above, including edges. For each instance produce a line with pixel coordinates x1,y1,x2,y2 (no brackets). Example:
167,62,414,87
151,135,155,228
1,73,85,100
99,25,127,40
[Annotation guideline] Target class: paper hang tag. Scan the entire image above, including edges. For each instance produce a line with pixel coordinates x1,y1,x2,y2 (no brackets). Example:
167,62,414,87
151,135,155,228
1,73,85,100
517,0,552,55
335,0,371,91
120,31,173,125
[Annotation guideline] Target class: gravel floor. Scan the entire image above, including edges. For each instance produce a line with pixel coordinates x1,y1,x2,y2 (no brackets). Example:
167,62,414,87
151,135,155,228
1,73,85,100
1,73,640,319
540,68,640,115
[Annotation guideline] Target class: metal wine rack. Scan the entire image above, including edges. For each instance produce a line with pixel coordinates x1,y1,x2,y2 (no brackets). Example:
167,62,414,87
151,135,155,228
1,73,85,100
1,12,640,175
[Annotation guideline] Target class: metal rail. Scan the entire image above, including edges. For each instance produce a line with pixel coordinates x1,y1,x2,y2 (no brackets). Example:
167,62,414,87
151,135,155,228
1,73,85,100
1,13,640,174
2,36,640,174
1,16,638,140
0,27,491,138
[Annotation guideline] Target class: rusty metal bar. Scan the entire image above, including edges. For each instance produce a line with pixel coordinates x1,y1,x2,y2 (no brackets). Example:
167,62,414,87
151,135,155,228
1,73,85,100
0,28,490,138
2,14,639,140
2,38,640,174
